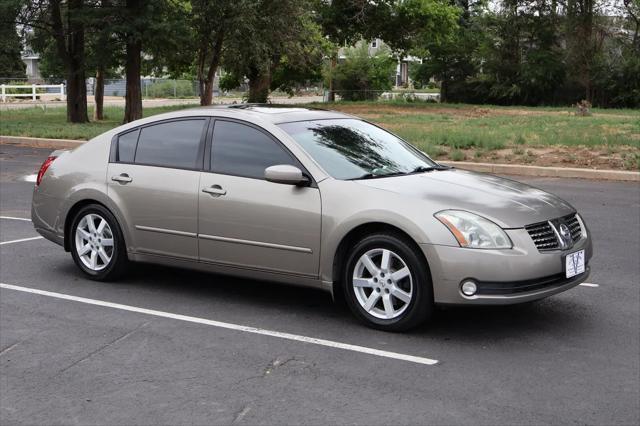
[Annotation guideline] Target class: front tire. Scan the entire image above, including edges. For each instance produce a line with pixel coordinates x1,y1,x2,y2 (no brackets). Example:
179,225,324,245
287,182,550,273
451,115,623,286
342,233,433,331
70,204,128,281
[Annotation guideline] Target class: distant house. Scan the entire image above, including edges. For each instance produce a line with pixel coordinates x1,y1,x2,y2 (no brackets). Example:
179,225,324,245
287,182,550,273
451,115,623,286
21,48,41,81
338,38,418,88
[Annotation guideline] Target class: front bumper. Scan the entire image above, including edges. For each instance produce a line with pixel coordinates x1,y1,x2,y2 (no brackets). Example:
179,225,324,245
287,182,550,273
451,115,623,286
421,228,593,305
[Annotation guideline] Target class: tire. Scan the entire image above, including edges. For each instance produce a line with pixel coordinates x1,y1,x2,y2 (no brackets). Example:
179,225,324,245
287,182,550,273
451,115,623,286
69,204,128,281
342,233,433,331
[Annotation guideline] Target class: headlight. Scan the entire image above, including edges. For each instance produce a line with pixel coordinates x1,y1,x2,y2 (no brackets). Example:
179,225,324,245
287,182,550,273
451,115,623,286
435,210,512,249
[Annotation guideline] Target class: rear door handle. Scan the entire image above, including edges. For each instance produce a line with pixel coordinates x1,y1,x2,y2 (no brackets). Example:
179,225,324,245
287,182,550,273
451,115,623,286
202,185,226,196
111,174,133,184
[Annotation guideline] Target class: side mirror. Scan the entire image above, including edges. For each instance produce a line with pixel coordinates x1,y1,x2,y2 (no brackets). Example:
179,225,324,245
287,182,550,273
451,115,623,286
265,165,309,186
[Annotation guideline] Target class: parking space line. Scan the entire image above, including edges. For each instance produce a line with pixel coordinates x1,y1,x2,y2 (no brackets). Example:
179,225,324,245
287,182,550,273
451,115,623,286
579,283,600,287
0,283,439,366
0,236,44,246
0,216,31,222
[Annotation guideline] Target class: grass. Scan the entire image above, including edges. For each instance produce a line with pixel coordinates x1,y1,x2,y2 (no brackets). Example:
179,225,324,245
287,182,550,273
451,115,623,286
0,104,195,140
1,100,639,170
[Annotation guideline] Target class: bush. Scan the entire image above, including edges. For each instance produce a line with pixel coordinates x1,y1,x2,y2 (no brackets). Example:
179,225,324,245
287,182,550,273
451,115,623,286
146,80,195,98
328,44,396,101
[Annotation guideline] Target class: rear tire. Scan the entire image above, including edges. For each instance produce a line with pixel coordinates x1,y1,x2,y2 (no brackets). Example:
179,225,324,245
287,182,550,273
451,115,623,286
69,204,128,281
342,233,433,331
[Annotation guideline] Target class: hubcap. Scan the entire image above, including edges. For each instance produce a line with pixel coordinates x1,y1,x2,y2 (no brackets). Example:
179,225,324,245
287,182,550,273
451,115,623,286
352,248,413,320
74,213,114,271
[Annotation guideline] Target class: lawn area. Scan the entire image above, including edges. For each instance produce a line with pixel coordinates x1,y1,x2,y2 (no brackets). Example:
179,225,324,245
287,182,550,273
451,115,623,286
0,104,195,141
1,101,639,170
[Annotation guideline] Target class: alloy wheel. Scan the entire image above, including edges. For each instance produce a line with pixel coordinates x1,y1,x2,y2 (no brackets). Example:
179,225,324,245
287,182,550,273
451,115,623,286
74,213,114,271
352,248,413,319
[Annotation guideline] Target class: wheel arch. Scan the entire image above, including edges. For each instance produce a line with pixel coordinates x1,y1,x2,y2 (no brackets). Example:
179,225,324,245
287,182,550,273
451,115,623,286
331,222,432,295
63,199,127,252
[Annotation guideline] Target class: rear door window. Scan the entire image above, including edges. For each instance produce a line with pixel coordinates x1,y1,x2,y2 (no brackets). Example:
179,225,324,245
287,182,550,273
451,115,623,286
134,119,206,169
116,130,139,163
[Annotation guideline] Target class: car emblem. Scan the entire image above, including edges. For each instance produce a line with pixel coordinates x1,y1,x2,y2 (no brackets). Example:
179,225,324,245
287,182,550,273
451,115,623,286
558,223,573,247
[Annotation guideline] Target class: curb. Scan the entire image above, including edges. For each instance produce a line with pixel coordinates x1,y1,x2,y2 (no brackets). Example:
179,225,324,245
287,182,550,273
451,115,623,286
1,135,638,182
0,135,85,149
439,161,639,182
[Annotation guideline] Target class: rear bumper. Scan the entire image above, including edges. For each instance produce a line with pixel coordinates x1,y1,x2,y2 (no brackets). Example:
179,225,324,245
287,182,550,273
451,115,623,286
421,228,593,305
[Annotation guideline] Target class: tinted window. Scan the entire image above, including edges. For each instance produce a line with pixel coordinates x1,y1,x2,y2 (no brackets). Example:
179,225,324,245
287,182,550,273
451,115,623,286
117,130,139,162
211,120,296,179
135,119,206,169
279,119,437,180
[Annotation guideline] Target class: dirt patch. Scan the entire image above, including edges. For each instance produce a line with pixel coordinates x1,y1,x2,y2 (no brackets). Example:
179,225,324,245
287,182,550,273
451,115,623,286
438,145,639,171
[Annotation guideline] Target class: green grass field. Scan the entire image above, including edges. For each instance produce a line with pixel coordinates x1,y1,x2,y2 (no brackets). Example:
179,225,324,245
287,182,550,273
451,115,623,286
1,101,638,170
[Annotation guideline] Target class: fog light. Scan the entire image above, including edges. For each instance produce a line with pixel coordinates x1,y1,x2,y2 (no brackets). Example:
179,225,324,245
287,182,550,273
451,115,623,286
461,281,477,296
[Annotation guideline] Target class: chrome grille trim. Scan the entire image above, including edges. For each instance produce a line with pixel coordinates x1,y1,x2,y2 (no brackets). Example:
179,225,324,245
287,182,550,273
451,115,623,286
525,213,583,251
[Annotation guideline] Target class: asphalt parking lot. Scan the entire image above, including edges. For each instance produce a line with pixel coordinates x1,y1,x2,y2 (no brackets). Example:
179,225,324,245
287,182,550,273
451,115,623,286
1,144,639,425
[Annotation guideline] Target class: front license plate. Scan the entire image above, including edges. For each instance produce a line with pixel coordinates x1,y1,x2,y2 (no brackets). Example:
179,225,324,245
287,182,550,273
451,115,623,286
565,249,585,278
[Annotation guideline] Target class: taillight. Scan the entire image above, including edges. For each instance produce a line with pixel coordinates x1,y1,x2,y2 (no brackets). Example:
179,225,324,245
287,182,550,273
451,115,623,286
36,156,57,187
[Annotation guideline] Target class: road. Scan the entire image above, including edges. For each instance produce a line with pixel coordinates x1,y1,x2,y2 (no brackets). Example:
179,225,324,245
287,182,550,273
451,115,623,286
1,144,639,425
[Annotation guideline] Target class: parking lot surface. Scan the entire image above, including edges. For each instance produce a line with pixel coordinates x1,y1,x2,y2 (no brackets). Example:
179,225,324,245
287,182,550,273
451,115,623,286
1,144,639,425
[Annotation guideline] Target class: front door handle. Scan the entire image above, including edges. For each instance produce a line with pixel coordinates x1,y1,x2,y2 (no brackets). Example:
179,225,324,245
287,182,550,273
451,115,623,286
111,173,133,184
202,185,226,196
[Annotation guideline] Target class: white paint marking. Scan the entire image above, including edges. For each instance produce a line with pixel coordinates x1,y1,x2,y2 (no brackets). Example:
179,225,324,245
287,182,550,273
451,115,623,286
579,282,600,287
0,283,439,366
22,174,37,183
0,236,43,246
0,216,31,222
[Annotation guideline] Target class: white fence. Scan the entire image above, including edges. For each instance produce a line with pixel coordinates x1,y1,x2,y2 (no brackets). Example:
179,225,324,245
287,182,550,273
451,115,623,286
0,84,66,102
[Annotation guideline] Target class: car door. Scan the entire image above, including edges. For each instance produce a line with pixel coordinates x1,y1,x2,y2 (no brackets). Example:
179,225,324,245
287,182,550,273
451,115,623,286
198,119,321,277
108,118,208,260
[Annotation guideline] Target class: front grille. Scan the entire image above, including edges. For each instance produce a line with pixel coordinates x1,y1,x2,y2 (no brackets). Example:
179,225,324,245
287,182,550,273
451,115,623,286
525,221,560,250
525,213,583,251
565,214,582,242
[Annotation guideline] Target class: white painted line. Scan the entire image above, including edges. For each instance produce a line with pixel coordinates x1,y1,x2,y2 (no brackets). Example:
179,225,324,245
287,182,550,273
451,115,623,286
0,236,43,246
0,216,31,222
0,283,439,366
579,282,600,287
22,174,37,183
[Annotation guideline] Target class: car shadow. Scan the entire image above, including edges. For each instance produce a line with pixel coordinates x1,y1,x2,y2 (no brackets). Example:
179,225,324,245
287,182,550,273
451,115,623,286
61,260,593,340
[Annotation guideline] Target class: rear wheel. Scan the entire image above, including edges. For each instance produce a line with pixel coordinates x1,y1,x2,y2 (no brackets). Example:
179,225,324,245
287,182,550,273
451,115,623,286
70,204,128,280
342,233,433,331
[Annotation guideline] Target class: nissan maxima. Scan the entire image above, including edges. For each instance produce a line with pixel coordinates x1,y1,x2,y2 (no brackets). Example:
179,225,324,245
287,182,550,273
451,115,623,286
32,105,592,331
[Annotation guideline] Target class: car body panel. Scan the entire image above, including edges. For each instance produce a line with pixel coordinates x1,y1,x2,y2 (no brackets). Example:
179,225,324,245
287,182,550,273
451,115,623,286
198,172,322,276
107,163,200,259
31,105,593,307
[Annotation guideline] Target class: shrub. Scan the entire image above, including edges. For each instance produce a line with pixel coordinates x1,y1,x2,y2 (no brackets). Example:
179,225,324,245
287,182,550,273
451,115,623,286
329,44,396,101
146,80,195,98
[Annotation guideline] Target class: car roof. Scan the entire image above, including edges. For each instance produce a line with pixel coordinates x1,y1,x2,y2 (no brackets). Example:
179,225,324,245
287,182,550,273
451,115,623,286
192,104,353,124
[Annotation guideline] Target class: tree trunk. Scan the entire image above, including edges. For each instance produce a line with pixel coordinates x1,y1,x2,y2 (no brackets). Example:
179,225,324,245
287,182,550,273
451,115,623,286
51,0,88,123
93,67,105,120
199,31,224,106
123,37,142,123
327,54,337,102
248,70,271,103
440,78,449,103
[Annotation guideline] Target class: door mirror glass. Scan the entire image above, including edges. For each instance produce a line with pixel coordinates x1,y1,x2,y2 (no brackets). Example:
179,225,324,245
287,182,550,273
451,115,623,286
265,165,308,186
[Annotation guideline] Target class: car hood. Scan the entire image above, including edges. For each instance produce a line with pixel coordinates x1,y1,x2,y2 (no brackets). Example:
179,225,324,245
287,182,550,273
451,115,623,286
354,169,575,228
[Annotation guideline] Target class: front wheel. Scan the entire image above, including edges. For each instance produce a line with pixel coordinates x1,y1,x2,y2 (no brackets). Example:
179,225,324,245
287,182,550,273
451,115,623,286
70,204,128,281
342,233,433,331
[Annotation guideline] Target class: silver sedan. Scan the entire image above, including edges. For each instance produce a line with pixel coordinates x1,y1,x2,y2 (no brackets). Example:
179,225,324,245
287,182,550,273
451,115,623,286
32,105,592,331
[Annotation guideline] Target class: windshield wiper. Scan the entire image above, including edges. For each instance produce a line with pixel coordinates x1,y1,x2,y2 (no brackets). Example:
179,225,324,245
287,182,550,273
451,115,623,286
347,171,407,180
409,164,451,174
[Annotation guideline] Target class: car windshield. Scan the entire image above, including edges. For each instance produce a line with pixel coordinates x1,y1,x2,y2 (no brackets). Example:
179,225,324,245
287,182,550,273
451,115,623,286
278,119,439,180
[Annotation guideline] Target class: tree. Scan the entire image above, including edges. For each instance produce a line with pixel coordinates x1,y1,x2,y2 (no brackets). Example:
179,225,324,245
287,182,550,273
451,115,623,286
190,0,248,105
222,0,326,103
0,3,26,79
17,0,90,122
